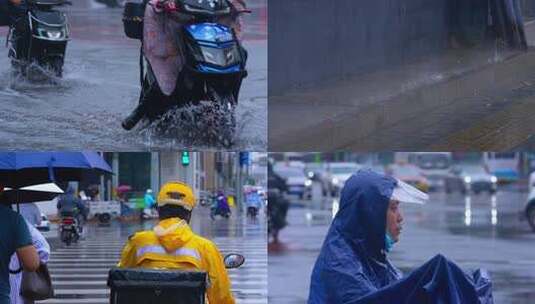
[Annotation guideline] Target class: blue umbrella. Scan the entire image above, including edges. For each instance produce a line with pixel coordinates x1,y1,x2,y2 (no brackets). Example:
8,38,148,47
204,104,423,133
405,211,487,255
0,152,112,189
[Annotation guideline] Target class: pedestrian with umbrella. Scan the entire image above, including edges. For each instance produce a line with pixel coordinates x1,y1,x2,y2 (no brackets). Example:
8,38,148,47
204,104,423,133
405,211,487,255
0,152,112,304
0,187,40,304
3,183,65,304
8,186,60,304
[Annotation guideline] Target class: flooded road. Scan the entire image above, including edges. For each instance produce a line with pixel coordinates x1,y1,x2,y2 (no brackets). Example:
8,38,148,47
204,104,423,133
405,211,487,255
269,182,535,303
0,0,267,150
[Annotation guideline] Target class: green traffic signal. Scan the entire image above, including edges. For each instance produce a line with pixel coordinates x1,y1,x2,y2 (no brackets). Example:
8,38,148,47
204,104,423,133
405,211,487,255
182,152,190,166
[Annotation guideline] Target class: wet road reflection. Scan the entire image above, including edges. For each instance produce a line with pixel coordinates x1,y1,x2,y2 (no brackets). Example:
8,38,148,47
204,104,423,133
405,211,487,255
269,182,535,304
0,0,267,150
42,206,267,304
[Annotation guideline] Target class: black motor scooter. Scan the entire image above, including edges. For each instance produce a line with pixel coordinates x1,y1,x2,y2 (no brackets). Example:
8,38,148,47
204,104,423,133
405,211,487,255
123,0,249,147
7,0,71,77
59,212,80,246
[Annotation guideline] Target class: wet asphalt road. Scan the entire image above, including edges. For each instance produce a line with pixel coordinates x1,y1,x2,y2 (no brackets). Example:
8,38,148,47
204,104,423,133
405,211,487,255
39,205,267,304
269,22,535,151
0,0,267,150
268,182,535,304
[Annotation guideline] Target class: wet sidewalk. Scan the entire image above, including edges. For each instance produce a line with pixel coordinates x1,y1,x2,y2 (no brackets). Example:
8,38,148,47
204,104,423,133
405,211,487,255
269,22,535,151
269,189,535,304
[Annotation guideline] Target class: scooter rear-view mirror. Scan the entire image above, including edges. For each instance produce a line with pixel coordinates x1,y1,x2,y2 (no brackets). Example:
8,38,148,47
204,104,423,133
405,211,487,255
224,253,245,269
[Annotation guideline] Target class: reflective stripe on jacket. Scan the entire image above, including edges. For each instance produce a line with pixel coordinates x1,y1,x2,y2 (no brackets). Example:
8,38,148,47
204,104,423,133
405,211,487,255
118,218,235,304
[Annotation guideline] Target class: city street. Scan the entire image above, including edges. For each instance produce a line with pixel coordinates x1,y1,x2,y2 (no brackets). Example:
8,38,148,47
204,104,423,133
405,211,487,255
269,182,535,304
37,206,267,304
0,0,267,150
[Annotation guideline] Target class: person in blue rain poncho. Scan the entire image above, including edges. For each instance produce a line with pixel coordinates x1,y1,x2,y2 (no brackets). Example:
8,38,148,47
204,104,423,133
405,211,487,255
308,169,493,304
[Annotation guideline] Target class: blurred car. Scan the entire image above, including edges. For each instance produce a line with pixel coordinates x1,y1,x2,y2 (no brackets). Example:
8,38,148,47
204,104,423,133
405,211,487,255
524,172,535,232
286,161,306,170
411,152,452,191
326,162,361,196
387,164,430,193
362,164,386,175
445,165,497,194
274,165,312,200
36,213,50,232
305,163,330,196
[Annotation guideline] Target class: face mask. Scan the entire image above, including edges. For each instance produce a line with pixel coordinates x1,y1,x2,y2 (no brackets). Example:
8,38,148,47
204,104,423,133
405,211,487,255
385,233,395,252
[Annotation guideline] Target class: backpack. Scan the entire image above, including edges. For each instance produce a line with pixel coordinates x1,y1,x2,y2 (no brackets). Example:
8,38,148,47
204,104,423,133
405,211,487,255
0,0,10,26
123,0,149,40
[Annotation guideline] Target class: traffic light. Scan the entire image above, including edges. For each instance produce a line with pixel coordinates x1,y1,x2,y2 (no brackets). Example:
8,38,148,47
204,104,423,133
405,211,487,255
181,152,190,166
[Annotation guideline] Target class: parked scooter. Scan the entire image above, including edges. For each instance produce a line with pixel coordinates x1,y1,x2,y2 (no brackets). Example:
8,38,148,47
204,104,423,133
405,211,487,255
122,0,250,147
7,0,71,78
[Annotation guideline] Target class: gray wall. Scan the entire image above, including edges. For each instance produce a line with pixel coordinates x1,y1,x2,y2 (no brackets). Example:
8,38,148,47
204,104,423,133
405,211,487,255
269,0,487,95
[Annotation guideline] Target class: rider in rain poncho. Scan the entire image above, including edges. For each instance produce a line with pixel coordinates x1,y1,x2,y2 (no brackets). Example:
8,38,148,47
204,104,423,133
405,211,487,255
121,0,248,130
308,169,493,304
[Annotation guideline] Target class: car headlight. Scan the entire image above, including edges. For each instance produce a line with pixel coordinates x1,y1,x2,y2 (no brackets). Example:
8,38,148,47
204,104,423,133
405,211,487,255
464,176,471,184
491,176,498,183
304,180,312,187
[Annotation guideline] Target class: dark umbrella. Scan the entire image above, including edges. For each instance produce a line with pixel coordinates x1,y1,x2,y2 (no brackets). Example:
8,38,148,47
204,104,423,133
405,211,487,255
0,183,64,204
0,152,112,206
0,152,112,189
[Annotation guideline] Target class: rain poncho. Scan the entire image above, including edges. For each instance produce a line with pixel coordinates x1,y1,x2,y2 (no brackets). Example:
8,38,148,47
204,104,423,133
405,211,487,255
245,192,262,209
215,193,231,214
118,218,234,304
57,186,86,216
144,192,155,209
143,0,245,96
308,170,493,304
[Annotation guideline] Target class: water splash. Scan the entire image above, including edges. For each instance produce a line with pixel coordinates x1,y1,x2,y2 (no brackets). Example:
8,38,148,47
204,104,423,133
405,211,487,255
137,101,237,149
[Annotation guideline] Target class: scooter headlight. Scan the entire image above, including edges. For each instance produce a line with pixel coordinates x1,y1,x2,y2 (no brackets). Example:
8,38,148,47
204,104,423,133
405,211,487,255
46,30,62,39
199,44,241,67
36,26,67,41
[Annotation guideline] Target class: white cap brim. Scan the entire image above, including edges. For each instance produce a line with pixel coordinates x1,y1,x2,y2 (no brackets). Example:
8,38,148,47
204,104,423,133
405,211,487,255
391,179,429,205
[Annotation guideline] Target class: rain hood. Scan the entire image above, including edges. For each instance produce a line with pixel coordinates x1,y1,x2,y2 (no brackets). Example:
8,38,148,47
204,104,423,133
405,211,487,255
308,170,401,303
153,218,194,253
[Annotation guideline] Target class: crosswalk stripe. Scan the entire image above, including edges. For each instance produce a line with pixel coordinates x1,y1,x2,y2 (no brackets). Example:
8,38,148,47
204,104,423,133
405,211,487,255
37,217,266,304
